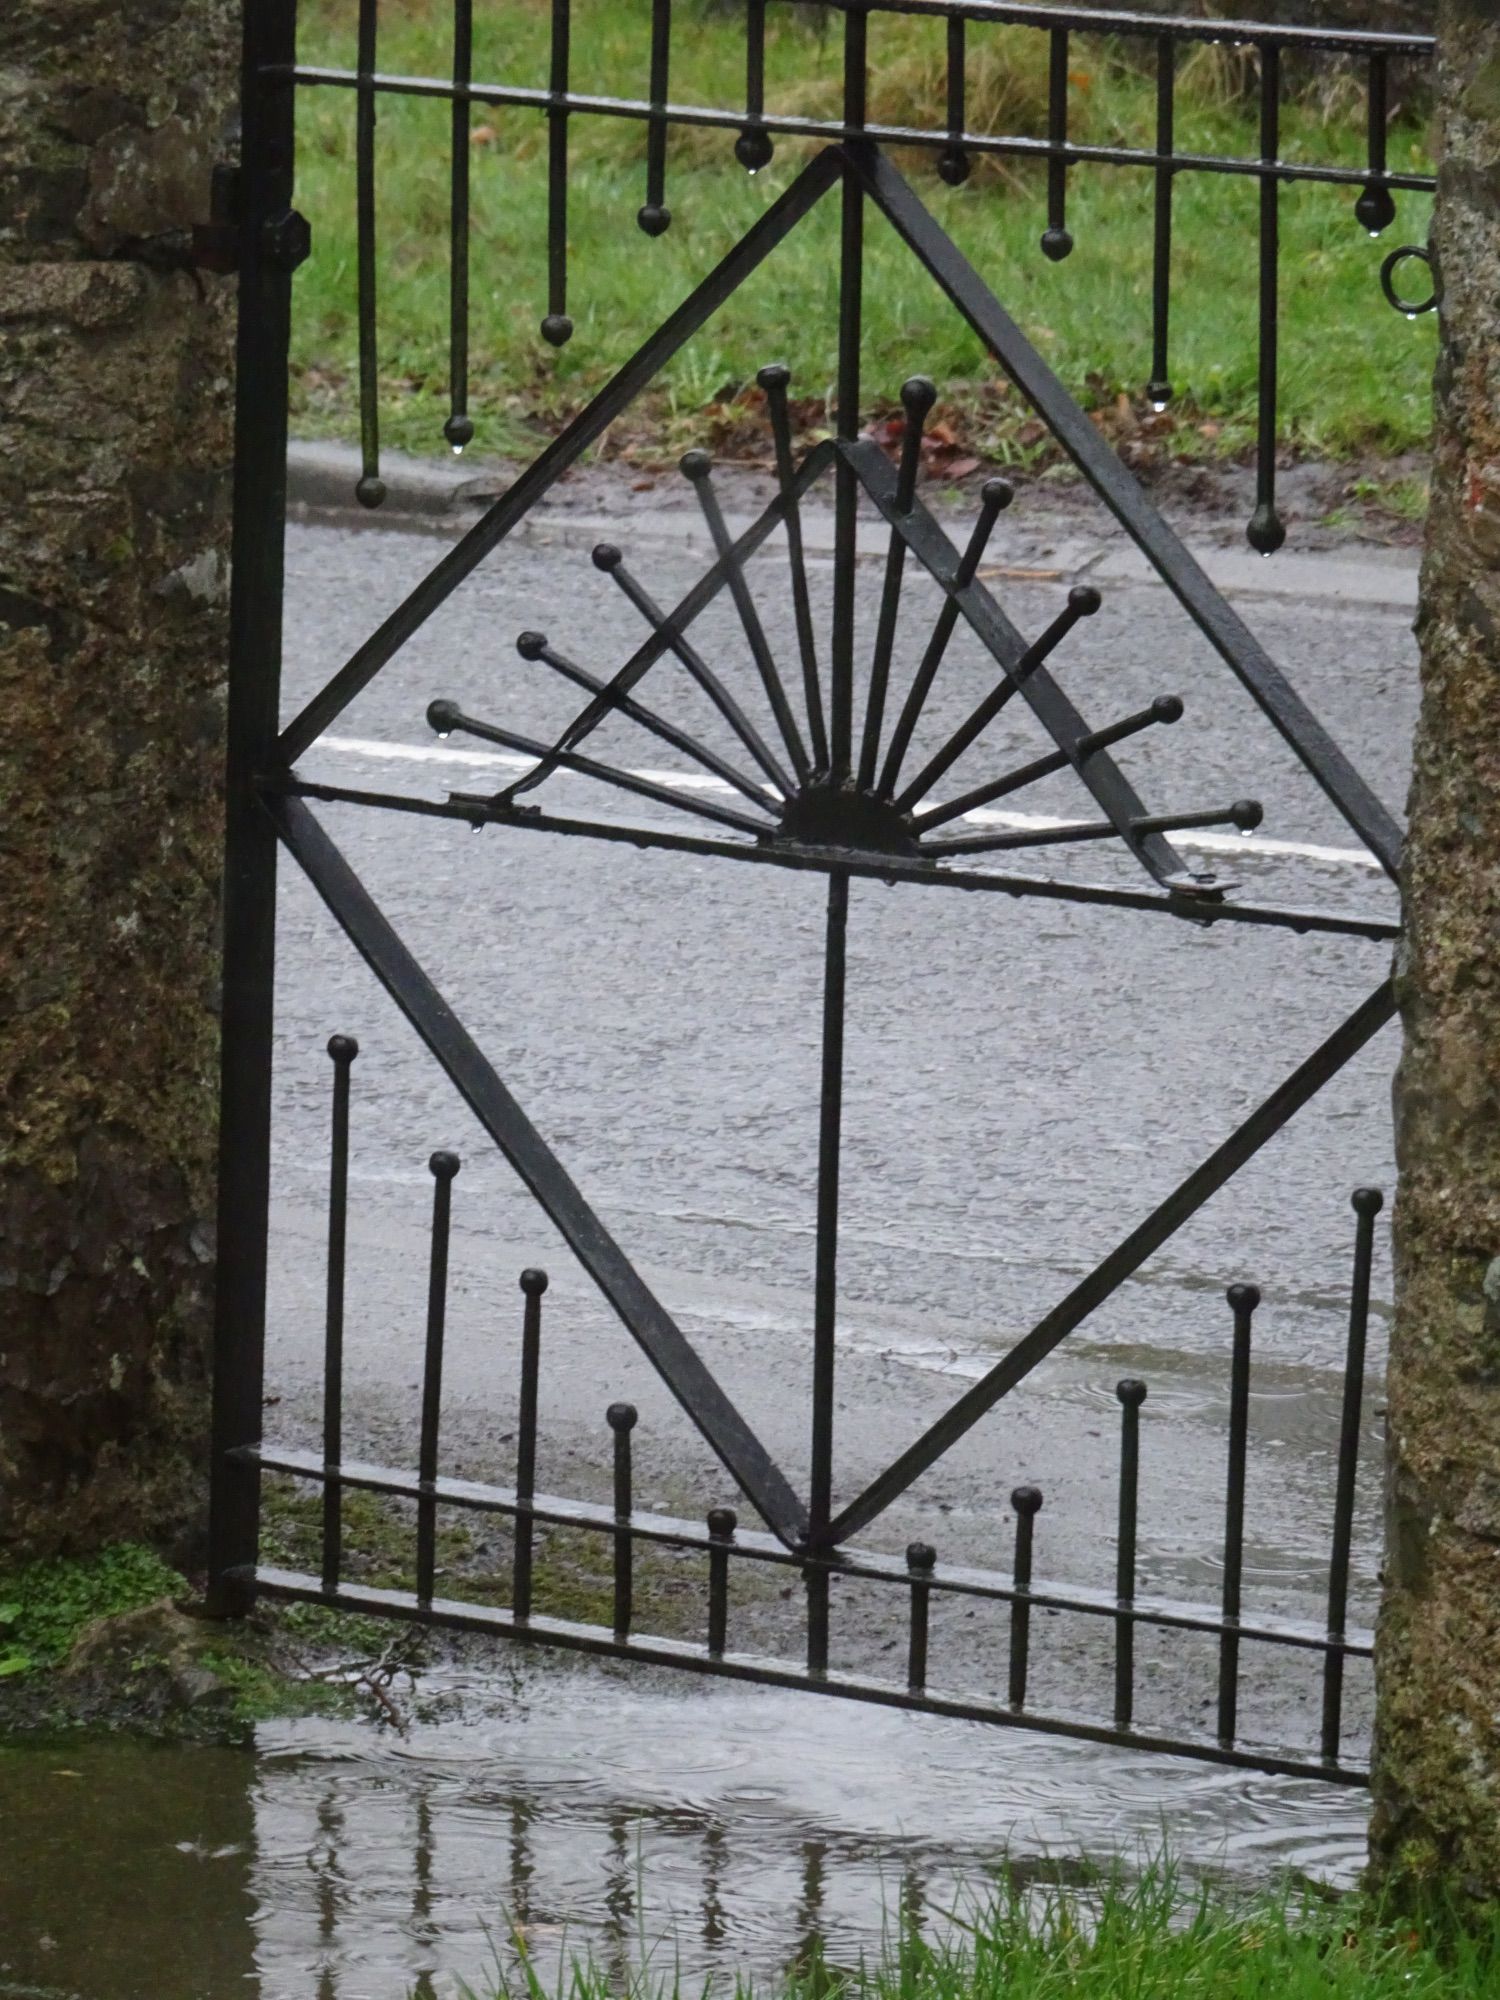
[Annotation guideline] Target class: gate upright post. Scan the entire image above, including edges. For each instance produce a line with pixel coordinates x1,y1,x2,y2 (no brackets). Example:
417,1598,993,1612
207,0,301,1613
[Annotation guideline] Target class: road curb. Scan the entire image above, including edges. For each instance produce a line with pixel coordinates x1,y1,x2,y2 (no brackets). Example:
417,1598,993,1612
286,439,1421,615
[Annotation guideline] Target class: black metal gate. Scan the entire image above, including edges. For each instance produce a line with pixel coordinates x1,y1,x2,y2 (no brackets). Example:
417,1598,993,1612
210,0,1434,1786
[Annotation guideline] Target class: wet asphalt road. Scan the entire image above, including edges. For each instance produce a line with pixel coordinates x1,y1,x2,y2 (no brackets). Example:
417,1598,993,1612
261,498,1413,1746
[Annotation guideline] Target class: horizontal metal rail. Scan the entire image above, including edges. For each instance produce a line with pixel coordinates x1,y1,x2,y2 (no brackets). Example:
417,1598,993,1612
241,1561,1370,1787
777,0,1432,56
276,781,1401,943
280,68,1435,196
247,1444,1373,1661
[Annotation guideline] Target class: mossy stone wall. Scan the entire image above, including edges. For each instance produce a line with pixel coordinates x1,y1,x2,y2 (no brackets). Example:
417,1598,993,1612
1370,0,1500,1913
0,0,237,1557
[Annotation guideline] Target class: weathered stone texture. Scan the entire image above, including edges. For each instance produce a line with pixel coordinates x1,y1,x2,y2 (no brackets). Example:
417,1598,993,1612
0,0,236,1557
1370,0,1500,1912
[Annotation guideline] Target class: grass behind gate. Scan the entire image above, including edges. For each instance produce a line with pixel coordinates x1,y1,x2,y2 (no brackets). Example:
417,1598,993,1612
289,0,1438,476
456,1865,1500,2000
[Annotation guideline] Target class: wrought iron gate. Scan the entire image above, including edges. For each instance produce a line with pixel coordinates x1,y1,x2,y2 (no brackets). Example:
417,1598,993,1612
211,0,1434,1786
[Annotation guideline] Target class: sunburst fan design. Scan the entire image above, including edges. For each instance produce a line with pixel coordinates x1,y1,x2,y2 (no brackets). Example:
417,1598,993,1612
427,368,1263,901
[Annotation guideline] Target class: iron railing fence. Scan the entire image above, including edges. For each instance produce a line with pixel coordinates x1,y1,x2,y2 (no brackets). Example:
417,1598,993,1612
273,0,1437,553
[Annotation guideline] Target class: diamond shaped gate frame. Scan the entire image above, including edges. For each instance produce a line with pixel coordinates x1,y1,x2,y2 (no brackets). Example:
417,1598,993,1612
211,0,1435,1784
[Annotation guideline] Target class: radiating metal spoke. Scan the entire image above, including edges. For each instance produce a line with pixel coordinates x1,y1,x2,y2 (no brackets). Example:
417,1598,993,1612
428,701,773,836
758,363,828,771
879,477,1012,798
895,586,1102,815
924,796,1261,859
596,542,796,799
911,695,1183,835
682,450,812,785
858,375,934,789
510,627,779,813
491,445,835,810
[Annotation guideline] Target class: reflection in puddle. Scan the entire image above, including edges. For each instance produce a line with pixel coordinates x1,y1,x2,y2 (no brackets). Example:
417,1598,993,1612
2,1654,1369,2000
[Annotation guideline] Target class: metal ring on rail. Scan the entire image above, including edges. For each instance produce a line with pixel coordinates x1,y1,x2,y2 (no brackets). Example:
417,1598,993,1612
1379,243,1438,318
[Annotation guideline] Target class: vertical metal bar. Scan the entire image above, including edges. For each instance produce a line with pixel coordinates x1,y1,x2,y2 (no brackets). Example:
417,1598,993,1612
807,866,849,1673
1355,55,1396,235
1218,1282,1258,1745
810,870,849,1549
938,16,969,186
416,1151,459,1605
640,0,671,234
608,1402,637,1639
1321,1187,1382,1763
1114,1377,1146,1727
1008,1485,1042,1708
207,0,299,1616
858,375,934,789
906,1541,936,1693
542,0,573,345
1042,28,1073,260
512,1268,546,1619
1248,45,1284,554
735,0,773,172
355,0,383,505
445,0,474,452
757,363,828,771
805,1559,829,1674
831,17,866,779
321,1036,358,1595
707,1506,736,1657
1147,37,1174,408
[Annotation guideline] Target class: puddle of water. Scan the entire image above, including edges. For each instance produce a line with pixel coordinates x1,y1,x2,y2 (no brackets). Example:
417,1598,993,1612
0,1654,1367,2000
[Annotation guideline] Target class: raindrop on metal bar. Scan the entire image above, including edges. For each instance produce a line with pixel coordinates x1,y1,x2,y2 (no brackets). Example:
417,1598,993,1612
1218,1281,1259,1745
906,1540,936,1693
542,0,574,346
444,0,475,454
938,16,969,187
735,0,773,173
707,1506,736,1657
1248,46,1285,555
513,1268,547,1621
1321,1188,1382,1762
1355,54,1396,236
1114,1377,1147,1729
417,1149,461,1606
608,1401,637,1640
1148,36,1175,410
321,1034,358,1595
1041,29,1073,261
639,0,672,235
1009,1484,1043,1709
354,0,385,507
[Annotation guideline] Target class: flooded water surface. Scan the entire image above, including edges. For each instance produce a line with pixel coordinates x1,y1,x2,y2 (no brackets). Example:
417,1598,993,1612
2,1655,1368,2000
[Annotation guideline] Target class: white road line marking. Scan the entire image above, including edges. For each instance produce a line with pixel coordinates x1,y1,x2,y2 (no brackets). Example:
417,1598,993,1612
314,733,1385,872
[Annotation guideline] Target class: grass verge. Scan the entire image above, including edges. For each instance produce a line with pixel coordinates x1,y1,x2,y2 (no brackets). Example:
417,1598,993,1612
290,0,1437,475
457,1865,1500,2000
